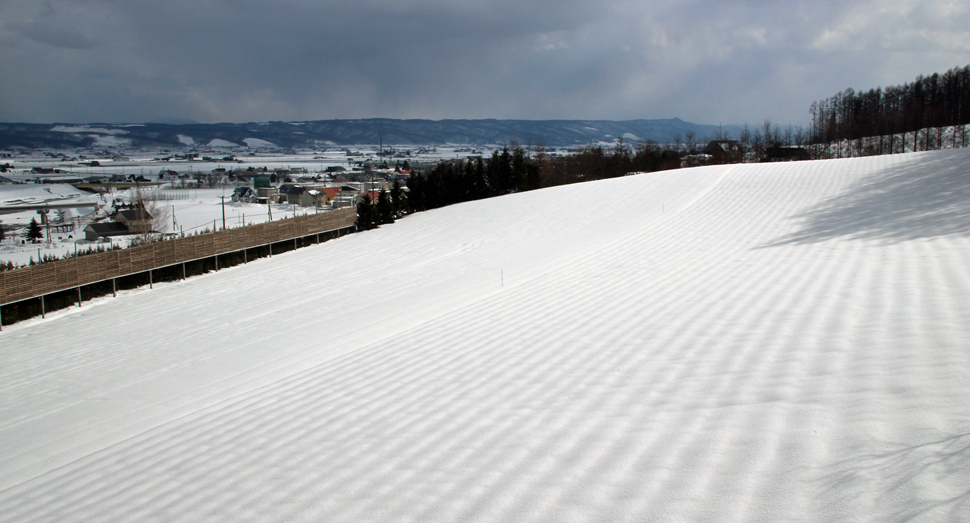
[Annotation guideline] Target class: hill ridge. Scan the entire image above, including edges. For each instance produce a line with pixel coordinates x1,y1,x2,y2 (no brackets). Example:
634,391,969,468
0,118,743,149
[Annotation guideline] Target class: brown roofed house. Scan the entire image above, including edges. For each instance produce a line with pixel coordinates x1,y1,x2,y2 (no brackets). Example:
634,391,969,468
116,208,153,234
83,222,129,241
705,140,744,164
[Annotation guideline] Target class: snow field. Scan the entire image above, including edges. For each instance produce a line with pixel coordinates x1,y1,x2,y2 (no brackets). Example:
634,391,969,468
0,149,968,522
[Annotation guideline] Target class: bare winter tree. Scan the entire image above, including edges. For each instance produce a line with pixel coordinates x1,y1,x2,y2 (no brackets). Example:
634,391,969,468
739,124,752,160
762,120,773,148
752,129,764,160
131,186,170,244
684,131,696,154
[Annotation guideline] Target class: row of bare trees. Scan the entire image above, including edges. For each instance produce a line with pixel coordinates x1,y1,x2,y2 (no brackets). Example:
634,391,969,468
809,64,970,151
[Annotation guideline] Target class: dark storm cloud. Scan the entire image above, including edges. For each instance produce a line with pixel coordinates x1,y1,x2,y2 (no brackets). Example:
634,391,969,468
0,0,967,125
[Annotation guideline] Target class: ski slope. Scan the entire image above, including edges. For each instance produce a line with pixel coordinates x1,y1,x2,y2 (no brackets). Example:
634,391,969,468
1,149,969,522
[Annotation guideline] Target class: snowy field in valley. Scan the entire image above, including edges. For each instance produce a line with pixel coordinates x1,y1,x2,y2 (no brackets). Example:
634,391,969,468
0,187,316,266
1,149,968,522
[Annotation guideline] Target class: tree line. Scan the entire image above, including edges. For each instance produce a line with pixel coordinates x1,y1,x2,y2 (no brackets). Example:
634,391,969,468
356,140,685,229
809,64,970,151
539,141,682,186
358,143,542,228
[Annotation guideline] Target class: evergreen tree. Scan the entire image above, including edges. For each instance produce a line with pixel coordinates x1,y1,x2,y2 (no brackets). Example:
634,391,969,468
474,157,489,197
27,218,43,243
390,179,406,217
356,194,379,231
377,189,395,225
0,222,5,242
512,144,529,191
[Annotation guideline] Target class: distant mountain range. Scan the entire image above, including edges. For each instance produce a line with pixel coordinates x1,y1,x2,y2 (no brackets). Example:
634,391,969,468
0,118,742,150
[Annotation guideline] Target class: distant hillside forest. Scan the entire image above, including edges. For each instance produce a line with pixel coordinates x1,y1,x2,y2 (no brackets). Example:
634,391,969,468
809,64,970,150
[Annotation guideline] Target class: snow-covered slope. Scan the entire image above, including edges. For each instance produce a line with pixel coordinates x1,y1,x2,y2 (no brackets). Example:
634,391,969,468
1,150,969,522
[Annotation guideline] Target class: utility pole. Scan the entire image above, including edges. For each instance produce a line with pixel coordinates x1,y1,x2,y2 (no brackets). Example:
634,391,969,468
221,196,226,230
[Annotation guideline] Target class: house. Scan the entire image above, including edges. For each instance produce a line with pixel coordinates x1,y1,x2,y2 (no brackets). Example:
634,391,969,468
83,222,130,241
330,195,357,209
256,186,279,203
320,186,342,201
115,208,153,233
83,206,153,240
705,140,744,164
231,186,256,203
299,186,342,208
279,184,306,204
765,147,810,162
300,189,323,208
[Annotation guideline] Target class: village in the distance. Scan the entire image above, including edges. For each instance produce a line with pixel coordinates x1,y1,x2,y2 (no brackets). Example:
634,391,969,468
0,142,506,268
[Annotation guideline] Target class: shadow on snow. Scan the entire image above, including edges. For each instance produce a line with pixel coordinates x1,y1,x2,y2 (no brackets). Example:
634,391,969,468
762,150,970,246
815,430,970,522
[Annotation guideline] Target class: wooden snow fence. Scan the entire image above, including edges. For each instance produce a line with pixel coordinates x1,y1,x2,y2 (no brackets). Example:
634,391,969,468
0,208,356,307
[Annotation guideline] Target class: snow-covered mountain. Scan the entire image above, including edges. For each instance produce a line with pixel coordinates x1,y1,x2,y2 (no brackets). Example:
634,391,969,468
1,149,968,522
0,118,742,149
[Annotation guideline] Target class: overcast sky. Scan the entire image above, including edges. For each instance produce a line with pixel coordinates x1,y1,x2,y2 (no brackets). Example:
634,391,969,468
1,0,967,126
